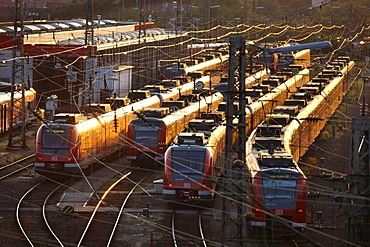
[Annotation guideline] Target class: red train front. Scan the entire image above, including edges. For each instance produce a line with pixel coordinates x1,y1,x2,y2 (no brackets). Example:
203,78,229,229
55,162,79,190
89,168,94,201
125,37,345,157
34,123,80,175
163,119,226,203
127,117,166,162
162,133,214,202
251,166,307,228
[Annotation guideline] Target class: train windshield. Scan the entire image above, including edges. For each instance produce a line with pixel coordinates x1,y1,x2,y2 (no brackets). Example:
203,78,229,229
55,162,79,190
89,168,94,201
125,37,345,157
262,179,297,200
134,124,160,146
171,149,205,182
42,127,72,149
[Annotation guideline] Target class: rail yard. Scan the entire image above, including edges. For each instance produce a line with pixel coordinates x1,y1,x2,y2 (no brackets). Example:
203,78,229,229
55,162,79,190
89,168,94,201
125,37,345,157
0,2,369,246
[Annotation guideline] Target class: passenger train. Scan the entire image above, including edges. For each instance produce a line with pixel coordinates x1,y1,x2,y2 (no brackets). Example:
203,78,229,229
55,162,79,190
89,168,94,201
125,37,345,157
162,64,311,203
246,124,308,228
0,85,36,134
126,92,223,164
245,56,355,228
34,78,211,175
284,57,355,160
34,51,229,176
163,50,229,79
35,95,162,175
162,115,227,202
126,65,272,165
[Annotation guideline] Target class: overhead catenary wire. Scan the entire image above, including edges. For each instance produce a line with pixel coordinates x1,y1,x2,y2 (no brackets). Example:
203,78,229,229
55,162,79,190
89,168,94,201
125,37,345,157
3,14,370,247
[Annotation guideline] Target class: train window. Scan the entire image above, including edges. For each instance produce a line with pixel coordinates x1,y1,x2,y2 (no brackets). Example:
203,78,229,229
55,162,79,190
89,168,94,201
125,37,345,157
171,149,205,182
262,177,297,201
134,125,159,146
42,128,71,150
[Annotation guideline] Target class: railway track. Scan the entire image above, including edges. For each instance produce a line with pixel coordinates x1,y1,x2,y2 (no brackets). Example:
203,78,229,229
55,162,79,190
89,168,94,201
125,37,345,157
16,180,67,247
248,225,309,247
77,170,149,246
63,168,153,246
0,154,35,180
171,210,211,247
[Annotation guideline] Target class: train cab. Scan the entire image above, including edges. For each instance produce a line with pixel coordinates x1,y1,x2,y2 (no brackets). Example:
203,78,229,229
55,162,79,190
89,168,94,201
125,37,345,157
34,123,79,174
250,152,307,228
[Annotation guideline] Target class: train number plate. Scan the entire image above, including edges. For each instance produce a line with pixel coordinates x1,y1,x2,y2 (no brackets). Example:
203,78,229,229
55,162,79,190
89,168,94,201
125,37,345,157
275,209,284,215
51,156,58,161
183,183,191,188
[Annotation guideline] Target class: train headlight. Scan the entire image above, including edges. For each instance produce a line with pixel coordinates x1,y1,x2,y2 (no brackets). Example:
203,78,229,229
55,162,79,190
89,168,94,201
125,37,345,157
168,182,173,187
37,156,42,161
296,208,304,214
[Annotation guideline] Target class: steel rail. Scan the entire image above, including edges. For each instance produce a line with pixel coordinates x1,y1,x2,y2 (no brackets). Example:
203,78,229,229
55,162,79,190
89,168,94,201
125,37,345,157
16,182,43,247
43,182,67,247
77,171,132,247
198,214,208,247
106,174,151,246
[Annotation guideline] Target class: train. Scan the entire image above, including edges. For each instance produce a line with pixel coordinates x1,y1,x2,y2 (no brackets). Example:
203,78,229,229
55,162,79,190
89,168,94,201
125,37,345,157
162,65,311,203
126,92,224,164
34,49,229,176
272,49,311,72
162,114,227,202
242,66,310,133
246,123,308,228
126,65,272,165
0,85,36,134
35,95,162,175
284,57,355,161
163,49,229,79
245,56,355,228
34,78,198,175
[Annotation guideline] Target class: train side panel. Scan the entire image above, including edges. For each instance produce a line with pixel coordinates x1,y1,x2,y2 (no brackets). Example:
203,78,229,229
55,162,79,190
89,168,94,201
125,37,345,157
247,69,310,133
284,61,355,161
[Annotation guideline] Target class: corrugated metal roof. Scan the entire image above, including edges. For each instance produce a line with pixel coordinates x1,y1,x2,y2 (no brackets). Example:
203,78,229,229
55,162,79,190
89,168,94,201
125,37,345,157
48,23,70,30
66,21,83,28
24,25,41,32
38,24,56,30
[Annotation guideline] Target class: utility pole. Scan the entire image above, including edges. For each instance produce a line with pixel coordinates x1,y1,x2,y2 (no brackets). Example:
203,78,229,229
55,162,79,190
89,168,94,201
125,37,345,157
85,0,94,105
8,0,27,150
223,36,247,246
138,0,146,43
347,116,370,246
85,0,94,46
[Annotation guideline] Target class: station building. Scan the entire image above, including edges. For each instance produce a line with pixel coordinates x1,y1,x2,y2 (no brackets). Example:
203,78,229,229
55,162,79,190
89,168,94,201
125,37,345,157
0,19,187,109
